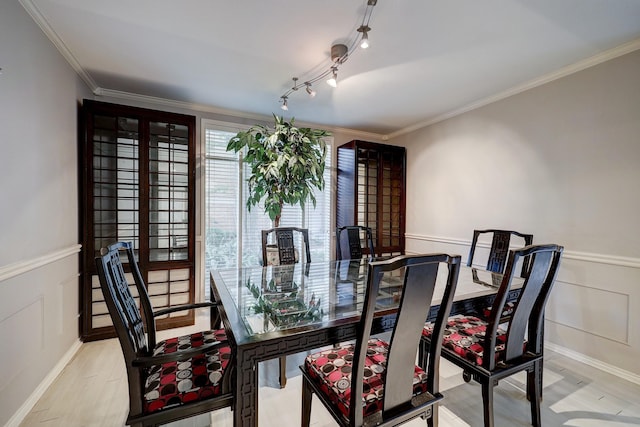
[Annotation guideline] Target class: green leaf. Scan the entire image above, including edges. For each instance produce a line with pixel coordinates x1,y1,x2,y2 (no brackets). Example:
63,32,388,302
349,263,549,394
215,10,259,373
225,116,331,222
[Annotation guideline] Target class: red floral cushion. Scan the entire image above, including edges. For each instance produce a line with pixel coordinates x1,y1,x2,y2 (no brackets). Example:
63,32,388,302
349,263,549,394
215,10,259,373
303,339,430,421
144,329,230,414
482,302,515,320
423,316,510,366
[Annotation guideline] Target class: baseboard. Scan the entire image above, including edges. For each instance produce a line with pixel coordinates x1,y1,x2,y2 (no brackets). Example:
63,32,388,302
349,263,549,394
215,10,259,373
5,339,83,427
545,341,640,386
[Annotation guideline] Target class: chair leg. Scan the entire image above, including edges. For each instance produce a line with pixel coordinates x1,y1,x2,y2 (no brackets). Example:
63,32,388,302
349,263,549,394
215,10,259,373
481,380,495,427
526,359,544,402
279,356,287,388
210,303,222,330
528,361,542,427
418,340,426,369
427,403,438,427
539,357,544,401
301,377,313,427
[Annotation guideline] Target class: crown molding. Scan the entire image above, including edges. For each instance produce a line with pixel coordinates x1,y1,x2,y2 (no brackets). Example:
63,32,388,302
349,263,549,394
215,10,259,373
19,0,99,92
20,0,383,140
388,37,640,140
95,89,386,140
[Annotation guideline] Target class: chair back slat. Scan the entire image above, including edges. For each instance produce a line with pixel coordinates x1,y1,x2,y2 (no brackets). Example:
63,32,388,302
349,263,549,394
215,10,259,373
484,244,563,369
384,261,439,410
347,227,364,259
120,242,159,349
487,232,511,273
95,242,149,360
349,254,461,425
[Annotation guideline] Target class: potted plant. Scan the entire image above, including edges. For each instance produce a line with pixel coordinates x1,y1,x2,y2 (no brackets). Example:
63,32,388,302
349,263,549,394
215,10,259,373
226,115,330,227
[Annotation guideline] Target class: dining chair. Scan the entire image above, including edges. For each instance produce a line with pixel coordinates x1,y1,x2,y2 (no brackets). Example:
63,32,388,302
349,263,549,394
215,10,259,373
261,227,311,387
336,225,375,260
111,241,226,341
468,229,534,277
421,244,564,427
300,253,461,427
467,229,534,322
95,242,234,427
261,227,311,265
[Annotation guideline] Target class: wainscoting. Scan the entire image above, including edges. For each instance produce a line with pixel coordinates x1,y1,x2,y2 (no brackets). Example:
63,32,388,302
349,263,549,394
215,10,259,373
405,233,640,384
0,244,81,427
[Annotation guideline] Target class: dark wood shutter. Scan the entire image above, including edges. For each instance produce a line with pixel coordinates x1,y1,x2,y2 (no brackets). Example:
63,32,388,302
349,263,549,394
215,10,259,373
80,100,196,341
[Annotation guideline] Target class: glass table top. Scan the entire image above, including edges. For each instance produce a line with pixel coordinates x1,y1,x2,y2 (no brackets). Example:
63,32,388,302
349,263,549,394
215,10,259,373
211,259,513,337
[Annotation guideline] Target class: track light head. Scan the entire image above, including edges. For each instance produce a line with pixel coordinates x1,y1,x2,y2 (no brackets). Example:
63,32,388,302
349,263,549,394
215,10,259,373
280,96,288,111
357,25,371,49
305,82,316,97
327,68,338,88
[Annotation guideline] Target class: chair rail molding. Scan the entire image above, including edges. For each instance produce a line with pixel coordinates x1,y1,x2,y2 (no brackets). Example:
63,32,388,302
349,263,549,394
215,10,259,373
404,233,640,269
0,244,82,283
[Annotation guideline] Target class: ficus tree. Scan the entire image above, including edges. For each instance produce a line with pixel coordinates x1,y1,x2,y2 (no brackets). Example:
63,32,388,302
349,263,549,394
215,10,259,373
226,115,329,227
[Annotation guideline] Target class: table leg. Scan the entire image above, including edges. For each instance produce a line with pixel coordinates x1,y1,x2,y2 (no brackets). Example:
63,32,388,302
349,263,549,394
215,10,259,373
234,346,259,427
279,355,287,388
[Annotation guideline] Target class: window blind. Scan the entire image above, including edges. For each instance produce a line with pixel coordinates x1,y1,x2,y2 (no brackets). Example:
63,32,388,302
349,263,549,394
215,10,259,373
203,121,333,295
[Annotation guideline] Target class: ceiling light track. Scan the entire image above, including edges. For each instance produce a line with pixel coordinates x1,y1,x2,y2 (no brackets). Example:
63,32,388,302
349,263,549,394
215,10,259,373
279,0,378,111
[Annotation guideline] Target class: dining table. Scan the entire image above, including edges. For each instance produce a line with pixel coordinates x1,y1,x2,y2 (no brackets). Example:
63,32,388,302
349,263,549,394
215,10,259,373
210,258,524,427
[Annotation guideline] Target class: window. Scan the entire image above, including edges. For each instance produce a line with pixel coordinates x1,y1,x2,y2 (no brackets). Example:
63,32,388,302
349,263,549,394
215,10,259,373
203,120,332,290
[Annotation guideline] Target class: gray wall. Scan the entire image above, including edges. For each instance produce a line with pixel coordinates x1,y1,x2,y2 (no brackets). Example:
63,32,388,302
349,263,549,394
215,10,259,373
0,1,92,424
392,49,640,377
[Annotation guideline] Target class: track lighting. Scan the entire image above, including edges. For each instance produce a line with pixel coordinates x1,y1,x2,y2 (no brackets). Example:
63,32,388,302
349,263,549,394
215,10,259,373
358,25,370,49
305,82,316,97
326,68,338,88
277,0,378,110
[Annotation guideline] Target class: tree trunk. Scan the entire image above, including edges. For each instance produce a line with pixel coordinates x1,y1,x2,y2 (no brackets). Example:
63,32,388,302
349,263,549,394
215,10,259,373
273,202,283,227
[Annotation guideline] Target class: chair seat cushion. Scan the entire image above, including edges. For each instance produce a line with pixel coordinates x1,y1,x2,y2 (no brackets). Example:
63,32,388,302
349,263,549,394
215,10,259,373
423,316,509,366
482,302,515,319
144,330,230,414
303,338,430,421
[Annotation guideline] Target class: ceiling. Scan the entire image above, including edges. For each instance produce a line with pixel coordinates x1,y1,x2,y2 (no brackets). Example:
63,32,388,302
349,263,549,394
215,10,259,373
23,0,640,136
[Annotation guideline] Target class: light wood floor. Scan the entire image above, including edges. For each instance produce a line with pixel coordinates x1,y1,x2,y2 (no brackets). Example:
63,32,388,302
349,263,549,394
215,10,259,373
20,311,640,426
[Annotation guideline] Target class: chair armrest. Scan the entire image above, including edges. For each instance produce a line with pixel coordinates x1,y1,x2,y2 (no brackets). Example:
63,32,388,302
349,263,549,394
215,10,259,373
153,301,220,317
132,340,228,367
